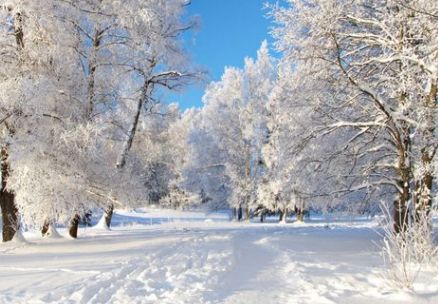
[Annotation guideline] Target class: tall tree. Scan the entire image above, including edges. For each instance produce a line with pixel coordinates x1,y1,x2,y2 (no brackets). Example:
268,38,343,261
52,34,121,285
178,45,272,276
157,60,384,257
201,42,275,221
270,0,438,232
102,0,197,227
0,1,51,241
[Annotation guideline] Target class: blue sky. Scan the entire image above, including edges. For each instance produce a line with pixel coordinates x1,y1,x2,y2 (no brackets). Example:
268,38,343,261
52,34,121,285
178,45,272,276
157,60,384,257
167,0,276,109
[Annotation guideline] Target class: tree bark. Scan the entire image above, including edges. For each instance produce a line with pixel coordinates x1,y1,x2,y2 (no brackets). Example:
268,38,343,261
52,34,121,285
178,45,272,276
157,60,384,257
103,204,114,228
0,9,25,243
237,205,243,221
260,213,264,223
295,195,305,222
232,207,237,221
244,206,250,222
414,81,436,220
41,219,50,236
0,190,18,242
394,165,410,234
0,147,18,242
296,208,305,222
392,90,412,234
85,29,101,120
116,80,149,169
414,159,433,220
69,214,80,238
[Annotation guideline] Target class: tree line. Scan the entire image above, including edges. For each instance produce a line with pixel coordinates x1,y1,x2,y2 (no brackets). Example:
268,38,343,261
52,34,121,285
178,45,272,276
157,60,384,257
188,0,438,232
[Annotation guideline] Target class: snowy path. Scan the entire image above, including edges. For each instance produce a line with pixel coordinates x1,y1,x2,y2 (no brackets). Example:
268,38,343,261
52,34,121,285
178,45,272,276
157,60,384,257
1,221,437,304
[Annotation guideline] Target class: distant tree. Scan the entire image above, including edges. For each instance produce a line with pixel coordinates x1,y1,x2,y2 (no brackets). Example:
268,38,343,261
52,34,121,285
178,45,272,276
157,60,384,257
201,42,276,221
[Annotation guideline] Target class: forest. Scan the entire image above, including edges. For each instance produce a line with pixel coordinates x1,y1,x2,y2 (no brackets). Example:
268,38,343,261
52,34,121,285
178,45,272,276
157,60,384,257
0,0,438,303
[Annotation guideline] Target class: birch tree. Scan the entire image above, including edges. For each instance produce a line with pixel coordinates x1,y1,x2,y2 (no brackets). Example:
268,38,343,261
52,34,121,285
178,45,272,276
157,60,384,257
100,0,197,227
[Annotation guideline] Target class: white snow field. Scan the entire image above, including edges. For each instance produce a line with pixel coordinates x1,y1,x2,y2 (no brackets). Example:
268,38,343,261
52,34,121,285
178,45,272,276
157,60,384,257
1,209,438,304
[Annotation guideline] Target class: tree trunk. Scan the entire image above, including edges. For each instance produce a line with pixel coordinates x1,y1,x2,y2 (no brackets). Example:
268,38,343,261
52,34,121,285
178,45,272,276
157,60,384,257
0,10,25,242
106,80,149,229
392,98,412,234
394,168,410,234
414,168,433,219
296,208,305,222
0,147,18,242
260,213,264,223
108,83,147,229
85,29,101,120
0,190,18,242
244,206,250,222
232,207,236,221
414,81,436,220
237,206,243,221
232,207,241,221
116,80,149,169
42,221,60,238
295,195,305,222
41,219,50,236
69,214,80,238
412,147,434,236
104,204,114,229
279,210,284,223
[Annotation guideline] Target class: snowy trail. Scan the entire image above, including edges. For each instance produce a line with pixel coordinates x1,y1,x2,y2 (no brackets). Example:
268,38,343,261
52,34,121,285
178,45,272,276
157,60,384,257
1,221,438,304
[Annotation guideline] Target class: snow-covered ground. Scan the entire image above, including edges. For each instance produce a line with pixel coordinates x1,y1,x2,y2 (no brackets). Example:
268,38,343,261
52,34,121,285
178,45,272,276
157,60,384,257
1,209,438,304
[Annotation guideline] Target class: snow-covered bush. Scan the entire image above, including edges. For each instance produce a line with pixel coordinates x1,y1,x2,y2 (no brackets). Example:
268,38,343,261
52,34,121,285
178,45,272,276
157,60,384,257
381,204,437,289
159,185,199,210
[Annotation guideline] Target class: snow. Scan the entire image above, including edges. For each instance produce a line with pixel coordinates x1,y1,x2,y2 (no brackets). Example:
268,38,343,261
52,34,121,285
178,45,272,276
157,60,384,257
1,209,437,304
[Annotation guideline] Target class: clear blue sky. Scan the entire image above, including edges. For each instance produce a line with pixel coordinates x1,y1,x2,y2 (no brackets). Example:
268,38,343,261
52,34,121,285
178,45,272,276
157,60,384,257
167,0,276,109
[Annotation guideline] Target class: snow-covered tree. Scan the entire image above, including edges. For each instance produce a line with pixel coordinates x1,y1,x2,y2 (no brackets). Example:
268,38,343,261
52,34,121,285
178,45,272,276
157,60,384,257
201,42,275,220
270,0,438,231
183,110,231,211
100,0,198,227
131,102,196,209
258,62,314,222
0,0,198,239
0,1,93,240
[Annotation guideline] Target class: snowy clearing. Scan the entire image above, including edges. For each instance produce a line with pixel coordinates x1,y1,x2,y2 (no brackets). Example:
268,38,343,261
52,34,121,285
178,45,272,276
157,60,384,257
1,210,438,304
